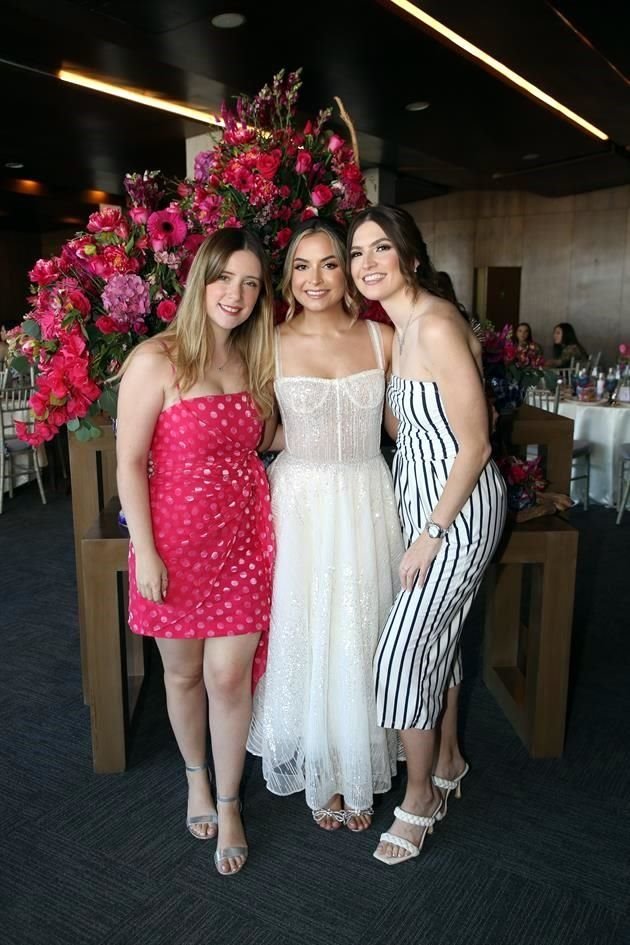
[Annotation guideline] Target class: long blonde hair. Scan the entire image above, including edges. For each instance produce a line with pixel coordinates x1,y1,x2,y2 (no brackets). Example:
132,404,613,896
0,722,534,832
280,219,358,320
121,228,275,418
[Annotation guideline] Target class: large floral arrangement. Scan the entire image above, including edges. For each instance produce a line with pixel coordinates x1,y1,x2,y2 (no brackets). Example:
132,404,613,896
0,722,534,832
497,454,546,511
8,69,369,446
483,322,549,413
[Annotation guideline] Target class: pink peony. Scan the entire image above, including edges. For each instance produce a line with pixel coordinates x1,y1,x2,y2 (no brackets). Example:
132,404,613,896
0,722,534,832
147,209,187,251
29,258,60,286
87,207,124,233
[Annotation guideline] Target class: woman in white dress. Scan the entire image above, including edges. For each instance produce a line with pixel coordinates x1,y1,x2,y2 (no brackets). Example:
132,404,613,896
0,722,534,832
248,220,403,831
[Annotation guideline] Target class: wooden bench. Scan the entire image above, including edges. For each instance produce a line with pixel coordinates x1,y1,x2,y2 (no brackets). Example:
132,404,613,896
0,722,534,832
81,496,146,773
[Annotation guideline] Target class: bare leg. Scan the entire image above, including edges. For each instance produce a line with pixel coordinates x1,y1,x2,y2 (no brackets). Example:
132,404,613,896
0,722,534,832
375,727,442,860
204,633,260,874
434,683,466,781
156,638,217,838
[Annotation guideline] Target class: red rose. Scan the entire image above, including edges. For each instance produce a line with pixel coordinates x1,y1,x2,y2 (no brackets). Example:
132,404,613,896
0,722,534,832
67,290,90,317
311,184,334,208
95,315,119,335
295,150,313,175
301,206,319,221
157,299,178,323
256,149,282,180
275,228,292,250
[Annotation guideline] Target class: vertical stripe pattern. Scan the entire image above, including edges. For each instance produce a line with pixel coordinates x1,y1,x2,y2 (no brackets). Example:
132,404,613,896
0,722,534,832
375,375,507,730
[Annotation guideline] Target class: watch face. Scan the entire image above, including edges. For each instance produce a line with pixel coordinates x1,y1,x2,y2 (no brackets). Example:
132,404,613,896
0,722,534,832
428,523,440,538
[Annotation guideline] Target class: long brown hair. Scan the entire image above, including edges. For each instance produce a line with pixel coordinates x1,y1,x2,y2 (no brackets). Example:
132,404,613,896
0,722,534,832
120,228,275,417
348,205,461,312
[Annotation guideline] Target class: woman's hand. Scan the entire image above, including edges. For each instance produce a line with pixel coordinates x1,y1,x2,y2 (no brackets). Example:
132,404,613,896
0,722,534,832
135,549,168,603
400,531,443,592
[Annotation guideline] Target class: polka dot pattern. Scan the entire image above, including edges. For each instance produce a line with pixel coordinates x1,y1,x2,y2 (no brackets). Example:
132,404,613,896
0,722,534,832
128,393,275,687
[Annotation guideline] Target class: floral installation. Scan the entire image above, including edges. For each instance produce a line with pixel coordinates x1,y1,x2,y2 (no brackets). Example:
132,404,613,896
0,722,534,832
8,68,370,446
483,322,550,413
619,342,630,364
497,454,547,511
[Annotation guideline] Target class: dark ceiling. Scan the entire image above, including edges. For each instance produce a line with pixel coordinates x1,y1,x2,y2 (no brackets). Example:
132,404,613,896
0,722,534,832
1,0,629,230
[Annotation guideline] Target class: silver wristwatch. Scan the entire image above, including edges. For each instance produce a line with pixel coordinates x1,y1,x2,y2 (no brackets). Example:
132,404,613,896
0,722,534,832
426,519,448,540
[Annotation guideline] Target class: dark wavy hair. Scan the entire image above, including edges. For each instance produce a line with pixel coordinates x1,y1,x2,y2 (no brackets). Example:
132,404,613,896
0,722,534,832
347,205,467,319
553,322,587,360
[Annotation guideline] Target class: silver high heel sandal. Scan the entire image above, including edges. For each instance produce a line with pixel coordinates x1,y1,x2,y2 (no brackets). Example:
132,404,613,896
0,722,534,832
214,795,248,876
432,763,469,820
185,763,218,840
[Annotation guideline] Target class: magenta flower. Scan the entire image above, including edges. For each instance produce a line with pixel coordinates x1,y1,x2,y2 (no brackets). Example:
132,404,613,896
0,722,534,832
147,209,187,251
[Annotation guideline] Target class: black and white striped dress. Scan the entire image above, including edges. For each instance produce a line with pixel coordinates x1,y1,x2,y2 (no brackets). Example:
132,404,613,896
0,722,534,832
374,375,507,730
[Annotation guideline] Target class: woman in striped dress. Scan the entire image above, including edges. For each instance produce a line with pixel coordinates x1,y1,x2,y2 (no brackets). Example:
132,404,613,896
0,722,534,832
348,206,507,865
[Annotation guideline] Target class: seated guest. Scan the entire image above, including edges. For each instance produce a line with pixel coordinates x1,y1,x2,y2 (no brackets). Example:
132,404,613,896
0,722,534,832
515,322,542,357
546,322,588,367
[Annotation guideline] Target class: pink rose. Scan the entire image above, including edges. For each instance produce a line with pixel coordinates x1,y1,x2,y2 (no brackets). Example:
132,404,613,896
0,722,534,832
310,184,334,208
129,207,149,225
156,299,178,323
295,150,313,175
327,133,344,153
301,206,319,221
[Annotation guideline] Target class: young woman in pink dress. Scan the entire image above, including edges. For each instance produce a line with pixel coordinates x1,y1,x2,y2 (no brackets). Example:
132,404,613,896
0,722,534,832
116,228,276,876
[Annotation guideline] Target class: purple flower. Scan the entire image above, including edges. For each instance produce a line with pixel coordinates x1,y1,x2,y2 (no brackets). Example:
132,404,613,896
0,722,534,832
194,151,216,183
101,274,151,333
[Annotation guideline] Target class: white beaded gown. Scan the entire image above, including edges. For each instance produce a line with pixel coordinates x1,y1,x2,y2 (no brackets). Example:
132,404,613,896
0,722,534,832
248,320,403,812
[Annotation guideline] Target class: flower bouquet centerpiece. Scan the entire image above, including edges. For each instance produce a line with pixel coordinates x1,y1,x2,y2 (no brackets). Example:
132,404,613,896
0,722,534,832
8,68,369,447
482,323,550,414
497,454,546,512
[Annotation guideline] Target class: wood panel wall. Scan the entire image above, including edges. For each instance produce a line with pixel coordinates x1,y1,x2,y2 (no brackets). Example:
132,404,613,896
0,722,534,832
404,186,630,364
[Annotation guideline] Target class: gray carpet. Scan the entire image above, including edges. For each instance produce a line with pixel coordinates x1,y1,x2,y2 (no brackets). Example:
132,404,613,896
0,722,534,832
1,482,629,945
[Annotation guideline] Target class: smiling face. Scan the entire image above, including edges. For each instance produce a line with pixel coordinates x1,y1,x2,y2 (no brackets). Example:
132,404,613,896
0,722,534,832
289,231,346,313
204,249,262,333
349,220,408,302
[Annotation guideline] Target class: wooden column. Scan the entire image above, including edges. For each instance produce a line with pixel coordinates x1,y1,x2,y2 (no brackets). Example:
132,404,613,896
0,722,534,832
68,416,117,702
81,497,145,773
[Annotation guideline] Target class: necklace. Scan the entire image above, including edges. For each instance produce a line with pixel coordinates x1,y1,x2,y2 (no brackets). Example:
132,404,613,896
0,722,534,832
396,314,417,356
214,349,230,371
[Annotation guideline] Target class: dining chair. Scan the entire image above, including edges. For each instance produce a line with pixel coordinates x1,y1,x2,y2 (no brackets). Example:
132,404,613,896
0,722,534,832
525,383,592,509
0,384,47,514
616,444,630,525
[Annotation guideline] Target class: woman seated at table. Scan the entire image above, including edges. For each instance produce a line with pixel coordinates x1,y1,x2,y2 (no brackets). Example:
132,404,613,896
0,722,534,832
546,322,588,368
515,322,542,358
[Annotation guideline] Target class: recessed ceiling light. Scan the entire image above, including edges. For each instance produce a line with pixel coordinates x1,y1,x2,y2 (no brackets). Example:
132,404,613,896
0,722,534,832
5,161,24,169
211,12,246,28
405,101,430,112
522,153,540,161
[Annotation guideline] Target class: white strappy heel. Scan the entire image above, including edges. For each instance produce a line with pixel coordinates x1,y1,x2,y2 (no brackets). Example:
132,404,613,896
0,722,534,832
432,763,469,820
373,800,443,866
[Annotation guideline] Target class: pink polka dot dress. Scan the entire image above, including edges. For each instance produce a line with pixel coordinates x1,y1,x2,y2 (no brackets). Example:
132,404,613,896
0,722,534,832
128,393,275,687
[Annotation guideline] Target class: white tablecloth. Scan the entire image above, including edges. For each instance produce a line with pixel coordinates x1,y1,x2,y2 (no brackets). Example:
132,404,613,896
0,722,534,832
558,401,630,506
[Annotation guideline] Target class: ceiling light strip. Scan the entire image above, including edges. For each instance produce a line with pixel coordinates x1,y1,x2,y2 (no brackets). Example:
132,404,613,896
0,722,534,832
58,69,224,127
387,0,608,141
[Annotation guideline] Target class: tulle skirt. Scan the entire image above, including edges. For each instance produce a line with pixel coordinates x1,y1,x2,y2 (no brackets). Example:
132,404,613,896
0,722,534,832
248,452,403,810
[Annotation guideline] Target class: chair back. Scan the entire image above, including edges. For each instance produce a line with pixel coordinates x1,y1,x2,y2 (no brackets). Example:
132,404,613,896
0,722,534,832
0,366,8,389
525,383,560,413
557,367,572,387
0,384,35,440
591,351,602,370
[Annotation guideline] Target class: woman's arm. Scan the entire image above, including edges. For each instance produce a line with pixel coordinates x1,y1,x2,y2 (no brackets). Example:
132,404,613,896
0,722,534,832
116,347,169,602
257,406,280,453
399,314,492,590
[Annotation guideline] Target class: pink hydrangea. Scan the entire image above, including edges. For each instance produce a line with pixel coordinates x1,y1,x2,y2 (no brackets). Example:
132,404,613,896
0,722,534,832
101,274,150,333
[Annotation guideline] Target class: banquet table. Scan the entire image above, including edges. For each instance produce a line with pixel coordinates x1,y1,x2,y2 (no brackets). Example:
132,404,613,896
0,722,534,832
557,400,630,506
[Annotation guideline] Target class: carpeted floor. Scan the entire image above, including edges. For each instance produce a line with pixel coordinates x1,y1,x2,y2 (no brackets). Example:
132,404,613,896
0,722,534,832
1,482,629,945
